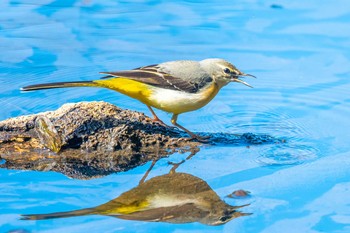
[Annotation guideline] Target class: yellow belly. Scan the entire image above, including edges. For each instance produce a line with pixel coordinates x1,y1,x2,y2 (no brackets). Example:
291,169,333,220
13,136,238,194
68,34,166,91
94,78,219,114
94,78,154,105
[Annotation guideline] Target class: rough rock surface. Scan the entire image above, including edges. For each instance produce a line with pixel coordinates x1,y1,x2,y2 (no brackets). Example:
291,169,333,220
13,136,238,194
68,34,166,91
0,101,281,179
0,101,200,179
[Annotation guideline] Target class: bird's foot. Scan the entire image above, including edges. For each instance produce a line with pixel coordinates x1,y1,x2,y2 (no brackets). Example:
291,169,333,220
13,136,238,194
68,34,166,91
168,160,185,166
152,118,177,129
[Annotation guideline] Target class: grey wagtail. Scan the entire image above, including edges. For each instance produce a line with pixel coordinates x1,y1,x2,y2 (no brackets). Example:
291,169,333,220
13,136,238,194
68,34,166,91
21,58,255,141
21,172,250,225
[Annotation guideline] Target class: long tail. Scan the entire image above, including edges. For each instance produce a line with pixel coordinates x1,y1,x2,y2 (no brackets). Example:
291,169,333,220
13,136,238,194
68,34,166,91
21,207,95,220
21,81,96,91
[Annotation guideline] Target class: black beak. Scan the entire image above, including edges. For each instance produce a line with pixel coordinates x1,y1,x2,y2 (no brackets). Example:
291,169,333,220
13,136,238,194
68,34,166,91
231,72,256,88
239,73,256,79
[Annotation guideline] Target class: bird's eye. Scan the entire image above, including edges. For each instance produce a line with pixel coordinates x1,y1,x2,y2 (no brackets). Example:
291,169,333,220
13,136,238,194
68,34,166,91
224,68,231,74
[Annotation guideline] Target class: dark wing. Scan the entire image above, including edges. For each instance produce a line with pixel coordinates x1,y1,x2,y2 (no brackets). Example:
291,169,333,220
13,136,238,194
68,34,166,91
100,64,206,93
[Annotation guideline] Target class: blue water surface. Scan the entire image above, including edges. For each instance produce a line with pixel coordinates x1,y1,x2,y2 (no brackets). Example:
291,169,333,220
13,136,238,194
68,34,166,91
1,0,350,232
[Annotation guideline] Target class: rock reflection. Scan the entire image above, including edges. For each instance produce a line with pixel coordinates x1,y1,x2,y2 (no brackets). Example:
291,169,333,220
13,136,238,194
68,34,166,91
21,161,251,225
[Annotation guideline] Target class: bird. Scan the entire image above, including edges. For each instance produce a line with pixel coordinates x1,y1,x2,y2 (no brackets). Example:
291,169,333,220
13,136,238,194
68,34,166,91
21,172,251,225
21,58,255,141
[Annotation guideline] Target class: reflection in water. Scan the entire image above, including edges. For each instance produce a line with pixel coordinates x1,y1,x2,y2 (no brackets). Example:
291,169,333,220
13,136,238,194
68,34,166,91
0,131,281,179
21,162,250,226
227,189,251,199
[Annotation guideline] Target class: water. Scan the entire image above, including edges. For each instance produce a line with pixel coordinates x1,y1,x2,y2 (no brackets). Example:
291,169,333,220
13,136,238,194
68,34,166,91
1,0,350,232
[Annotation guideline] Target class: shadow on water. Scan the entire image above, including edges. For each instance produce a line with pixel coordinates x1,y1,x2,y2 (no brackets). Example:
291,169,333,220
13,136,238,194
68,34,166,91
20,156,251,226
201,132,283,145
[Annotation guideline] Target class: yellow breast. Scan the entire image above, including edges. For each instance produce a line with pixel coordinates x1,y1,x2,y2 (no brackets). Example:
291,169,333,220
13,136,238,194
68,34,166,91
94,78,219,114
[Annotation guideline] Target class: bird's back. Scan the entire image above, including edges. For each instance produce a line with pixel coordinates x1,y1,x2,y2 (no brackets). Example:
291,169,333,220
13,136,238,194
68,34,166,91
157,60,213,90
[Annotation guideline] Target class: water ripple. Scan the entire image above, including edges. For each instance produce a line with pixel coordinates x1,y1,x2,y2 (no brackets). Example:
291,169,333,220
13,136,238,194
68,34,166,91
255,143,319,166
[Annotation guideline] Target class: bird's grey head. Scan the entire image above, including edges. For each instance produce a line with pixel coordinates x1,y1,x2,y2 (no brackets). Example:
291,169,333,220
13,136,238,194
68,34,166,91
199,58,255,89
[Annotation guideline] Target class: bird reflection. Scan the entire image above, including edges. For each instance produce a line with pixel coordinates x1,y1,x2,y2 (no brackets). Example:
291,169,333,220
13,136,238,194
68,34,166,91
21,156,251,225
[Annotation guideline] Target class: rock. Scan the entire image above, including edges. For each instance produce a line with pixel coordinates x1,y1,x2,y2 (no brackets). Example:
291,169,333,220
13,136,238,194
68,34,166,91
0,101,200,179
0,101,284,179
227,189,251,199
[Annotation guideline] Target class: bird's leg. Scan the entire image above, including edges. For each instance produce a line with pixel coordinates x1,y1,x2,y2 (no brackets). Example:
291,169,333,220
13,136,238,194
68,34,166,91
168,148,200,173
146,105,175,129
170,114,210,142
147,105,164,123
185,148,200,160
139,159,157,185
168,160,185,174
